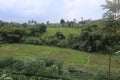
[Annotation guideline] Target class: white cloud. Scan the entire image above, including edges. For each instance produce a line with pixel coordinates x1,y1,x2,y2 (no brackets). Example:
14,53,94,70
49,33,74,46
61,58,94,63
62,0,105,20
0,0,51,15
0,0,106,22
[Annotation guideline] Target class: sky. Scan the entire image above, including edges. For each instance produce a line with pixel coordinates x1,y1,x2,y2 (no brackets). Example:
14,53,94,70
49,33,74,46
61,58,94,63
0,0,106,23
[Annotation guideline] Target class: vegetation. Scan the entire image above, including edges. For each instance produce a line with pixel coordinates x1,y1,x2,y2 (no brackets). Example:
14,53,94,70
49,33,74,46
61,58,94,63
0,57,120,80
0,44,120,69
0,0,120,79
0,19,119,52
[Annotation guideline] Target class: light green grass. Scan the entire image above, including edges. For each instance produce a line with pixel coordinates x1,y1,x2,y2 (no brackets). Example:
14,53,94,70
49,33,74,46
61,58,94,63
0,44,120,70
44,27,81,36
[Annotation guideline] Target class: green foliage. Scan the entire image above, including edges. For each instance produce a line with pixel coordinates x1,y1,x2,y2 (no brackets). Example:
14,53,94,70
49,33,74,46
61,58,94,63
42,35,59,46
0,28,25,43
0,19,119,52
0,56,119,80
24,37,43,45
12,60,24,71
0,57,71,80
23,59,46,76
57,39,68,48
55,31,65,40
67,64,76,72
0,42,2,47
43,57,63,71
0,57,15,68
60,19,65,24
30,23,47,36
0,74,13,80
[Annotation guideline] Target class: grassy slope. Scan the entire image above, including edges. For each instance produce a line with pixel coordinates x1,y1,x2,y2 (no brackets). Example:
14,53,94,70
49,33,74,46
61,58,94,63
0,44,119,70
43,27,81,36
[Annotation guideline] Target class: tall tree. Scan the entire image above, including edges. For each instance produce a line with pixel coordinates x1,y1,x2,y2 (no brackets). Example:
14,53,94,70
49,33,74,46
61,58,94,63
60,19,65,24
102,0,120,80
102,0,120,19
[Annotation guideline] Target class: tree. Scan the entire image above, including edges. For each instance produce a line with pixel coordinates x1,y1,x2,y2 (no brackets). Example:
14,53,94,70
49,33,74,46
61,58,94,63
102,0,120,80
55,31,65,40
22,23,28,27
47,21,50,25
102,0,120,20
0,42,2,47
60,19,65,24
30,23,47,36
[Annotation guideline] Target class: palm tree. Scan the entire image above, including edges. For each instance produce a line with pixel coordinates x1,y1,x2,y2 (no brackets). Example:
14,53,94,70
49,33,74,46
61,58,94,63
102,0,120,80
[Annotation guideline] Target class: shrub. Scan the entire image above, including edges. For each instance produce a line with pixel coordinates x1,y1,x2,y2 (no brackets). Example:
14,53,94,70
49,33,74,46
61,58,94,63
23,59,46,76
23,60,38,76
12,60,24,71
24,37,43,45
55,31,65,40
0,74,13,80
43,64,59,78
30,23,47,36
0,57,15,68
0,28,25,43
67,64,76,72
42,36,59,46
57,39,68,48
43,57,63,70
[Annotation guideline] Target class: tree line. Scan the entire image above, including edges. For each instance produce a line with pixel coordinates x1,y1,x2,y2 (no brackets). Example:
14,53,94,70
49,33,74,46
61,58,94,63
0,19,120,52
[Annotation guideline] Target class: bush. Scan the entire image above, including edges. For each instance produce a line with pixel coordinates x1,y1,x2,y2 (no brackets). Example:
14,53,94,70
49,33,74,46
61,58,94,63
12,60,24,71
23,59,46,76
43,57,63,71
55,31,65,40
57,39,68,48
30,23,47,36
42,36,59,46
24,37,43,45
0,57,15,68
0,28,25,43
0,74,13,80
113,44,120,52
67,64,76,72
43,64,59,78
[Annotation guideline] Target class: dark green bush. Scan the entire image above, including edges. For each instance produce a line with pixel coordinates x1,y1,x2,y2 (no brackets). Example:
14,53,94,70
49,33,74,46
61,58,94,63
23,59,46,76
12,60,24,71
30,23,47,36
57,39,68,48
43,57,63,71
42,36,59,46
0,28,25,43
55,31,65,40
0,57,15,68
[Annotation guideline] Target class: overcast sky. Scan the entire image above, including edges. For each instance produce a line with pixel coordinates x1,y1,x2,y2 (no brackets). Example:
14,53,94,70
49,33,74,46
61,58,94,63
0,0,106,23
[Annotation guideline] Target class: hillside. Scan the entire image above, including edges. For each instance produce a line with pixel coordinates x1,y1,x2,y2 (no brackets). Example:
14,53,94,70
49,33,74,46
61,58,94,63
0,44,120,70
43,27,81,36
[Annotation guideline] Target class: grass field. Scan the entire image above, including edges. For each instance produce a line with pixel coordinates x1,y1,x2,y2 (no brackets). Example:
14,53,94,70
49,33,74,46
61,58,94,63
44,27,81,36
0,44,120,70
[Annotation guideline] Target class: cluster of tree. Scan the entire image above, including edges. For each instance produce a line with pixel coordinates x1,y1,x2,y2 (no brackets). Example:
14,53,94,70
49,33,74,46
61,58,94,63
0,57,120,80
23,22,120,52
0,21,47,43
0,20,119,52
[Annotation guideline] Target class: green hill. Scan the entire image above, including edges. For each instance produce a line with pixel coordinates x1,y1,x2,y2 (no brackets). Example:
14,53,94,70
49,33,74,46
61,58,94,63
0,44,119,70
43,27,81,36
